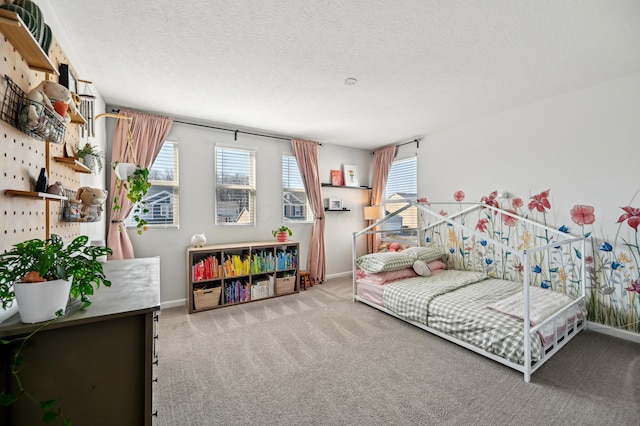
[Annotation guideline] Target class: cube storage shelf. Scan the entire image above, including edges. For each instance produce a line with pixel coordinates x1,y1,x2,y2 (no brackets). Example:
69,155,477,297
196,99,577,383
187,241,299,314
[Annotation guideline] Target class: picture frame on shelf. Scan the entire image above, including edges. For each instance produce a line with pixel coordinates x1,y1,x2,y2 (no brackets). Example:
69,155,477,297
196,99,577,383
59,63,77,94
343,164,359,187
328,198,342,210
330,169,344,186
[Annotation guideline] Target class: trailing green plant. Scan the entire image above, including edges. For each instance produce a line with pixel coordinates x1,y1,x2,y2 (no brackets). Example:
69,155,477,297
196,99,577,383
272,225,293,238
0,315,70,425
74,142,104,174
112,162,152,235
0,234,112,424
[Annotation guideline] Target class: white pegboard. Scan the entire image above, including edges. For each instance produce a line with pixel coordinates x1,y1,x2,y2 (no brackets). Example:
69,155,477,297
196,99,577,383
0,28,84,252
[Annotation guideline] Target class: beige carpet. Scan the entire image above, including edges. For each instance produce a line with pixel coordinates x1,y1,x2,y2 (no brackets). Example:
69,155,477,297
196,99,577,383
154,276,640,425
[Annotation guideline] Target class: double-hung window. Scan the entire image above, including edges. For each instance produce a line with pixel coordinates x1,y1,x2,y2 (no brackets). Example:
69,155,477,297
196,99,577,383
125,140,179,229
215,146,256,225
282,154,312,222
382,155,418,242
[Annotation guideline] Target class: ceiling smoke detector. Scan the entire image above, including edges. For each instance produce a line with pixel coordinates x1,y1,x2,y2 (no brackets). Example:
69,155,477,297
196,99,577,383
344,78,358,85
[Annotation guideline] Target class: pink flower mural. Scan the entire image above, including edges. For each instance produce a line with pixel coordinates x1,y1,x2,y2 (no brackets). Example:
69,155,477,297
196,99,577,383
616,206,640,231
571,205,596,226
476,218,488,232
512,198,523,209
528,189,551,213
454,190,465,202
480,191,499,208
502,210,518,227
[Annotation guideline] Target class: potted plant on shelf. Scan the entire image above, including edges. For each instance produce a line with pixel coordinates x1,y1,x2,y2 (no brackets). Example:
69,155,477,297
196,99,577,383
0,234,113,323
112,161,152,235
272,225,293,242
74,142,104,174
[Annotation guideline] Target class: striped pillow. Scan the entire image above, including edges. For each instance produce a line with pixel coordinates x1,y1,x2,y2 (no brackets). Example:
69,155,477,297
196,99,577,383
356,252,415,273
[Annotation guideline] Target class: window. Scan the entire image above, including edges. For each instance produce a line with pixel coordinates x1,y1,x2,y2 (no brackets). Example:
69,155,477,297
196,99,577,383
215,146,256,225
382,155,418,241
125,140,179,229
282,154,312,222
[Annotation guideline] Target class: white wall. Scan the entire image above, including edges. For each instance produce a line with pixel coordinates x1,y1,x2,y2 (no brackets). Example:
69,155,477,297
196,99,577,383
106,119,372,306
417,71,640,240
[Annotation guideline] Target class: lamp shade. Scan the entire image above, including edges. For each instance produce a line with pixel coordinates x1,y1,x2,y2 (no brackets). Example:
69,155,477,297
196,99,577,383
364,205,384,220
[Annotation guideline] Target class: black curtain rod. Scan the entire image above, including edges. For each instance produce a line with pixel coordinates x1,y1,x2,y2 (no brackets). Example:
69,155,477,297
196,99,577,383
371,137,422,154
397,137,421,148
173,119,293,142
111,108,320,144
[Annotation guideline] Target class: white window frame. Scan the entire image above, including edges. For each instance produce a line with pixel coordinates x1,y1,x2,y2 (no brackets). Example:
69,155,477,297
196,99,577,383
382,155,418,243
215,145,256,226
282,154,313,223
124,139,179,230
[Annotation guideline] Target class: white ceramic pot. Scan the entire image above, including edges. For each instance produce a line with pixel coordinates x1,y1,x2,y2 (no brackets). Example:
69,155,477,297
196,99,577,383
114,162,137,180
14,278,71,323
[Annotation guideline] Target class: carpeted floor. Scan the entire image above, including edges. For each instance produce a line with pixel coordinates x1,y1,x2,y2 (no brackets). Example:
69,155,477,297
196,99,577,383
154,276,640,426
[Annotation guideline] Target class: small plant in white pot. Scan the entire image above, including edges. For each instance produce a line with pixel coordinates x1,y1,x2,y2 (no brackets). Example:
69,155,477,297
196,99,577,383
0,234,113,323
74,142,104,174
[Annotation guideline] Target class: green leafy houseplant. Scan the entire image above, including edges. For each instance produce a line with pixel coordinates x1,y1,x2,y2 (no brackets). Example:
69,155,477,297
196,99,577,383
113,162,152,235
272,225,293,240
0,234,112,424
0,234,112,310
75,142,104,174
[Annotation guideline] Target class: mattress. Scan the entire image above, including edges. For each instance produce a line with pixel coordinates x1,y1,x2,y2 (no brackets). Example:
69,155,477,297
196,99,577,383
358,270,582,365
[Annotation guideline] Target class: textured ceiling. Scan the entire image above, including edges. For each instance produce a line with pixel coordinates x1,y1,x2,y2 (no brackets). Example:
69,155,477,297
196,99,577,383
40,0,640,149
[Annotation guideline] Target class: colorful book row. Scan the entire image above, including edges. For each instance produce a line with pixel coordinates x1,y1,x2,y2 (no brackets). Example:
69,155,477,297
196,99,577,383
276,249,298,270
192,255,221,281
223,276,275,304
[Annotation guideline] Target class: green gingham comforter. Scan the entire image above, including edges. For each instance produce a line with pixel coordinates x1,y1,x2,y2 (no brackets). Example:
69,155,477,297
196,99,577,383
382,270,544,364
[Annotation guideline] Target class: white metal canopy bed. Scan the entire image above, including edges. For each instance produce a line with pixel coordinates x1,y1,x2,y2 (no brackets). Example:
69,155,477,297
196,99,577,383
352,201,587,382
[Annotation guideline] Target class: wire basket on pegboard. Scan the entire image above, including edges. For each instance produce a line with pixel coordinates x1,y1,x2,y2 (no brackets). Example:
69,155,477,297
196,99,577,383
1,75,66,144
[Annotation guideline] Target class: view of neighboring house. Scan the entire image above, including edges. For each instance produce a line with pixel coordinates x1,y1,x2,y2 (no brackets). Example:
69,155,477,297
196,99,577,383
283,191,307,221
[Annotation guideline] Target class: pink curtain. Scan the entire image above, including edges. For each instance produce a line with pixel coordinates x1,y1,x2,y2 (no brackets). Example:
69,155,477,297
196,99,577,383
107,109,173,259
292,139,326,284
369,145,396,253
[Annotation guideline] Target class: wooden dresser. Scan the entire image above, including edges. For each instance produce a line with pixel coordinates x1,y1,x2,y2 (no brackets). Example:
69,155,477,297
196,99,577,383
0,257,161,426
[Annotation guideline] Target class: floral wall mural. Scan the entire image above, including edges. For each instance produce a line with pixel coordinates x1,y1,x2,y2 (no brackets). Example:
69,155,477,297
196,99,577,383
428,188,639,334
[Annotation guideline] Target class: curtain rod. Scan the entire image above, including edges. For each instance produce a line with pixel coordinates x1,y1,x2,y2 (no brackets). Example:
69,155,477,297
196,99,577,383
398,137,422,148
110,108,320,144
372,137,422,154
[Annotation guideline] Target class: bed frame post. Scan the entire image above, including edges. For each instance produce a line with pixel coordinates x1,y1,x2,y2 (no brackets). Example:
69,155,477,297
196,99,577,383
523,249,532,383
352,231,357,302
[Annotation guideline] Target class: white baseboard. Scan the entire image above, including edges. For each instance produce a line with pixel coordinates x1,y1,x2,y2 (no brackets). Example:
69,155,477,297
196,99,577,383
587,321,640,344
161,299,186,310
325,271,352,281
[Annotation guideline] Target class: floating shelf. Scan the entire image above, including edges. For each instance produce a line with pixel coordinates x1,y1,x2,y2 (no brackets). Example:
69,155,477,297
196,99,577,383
53,156,91,173
324,208,351,212
321,183,371,190
5,189,67,201
69,110,87,125
0,9,58,75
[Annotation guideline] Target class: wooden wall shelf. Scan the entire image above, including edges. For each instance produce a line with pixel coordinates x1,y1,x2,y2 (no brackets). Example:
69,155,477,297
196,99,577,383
53,156,91,173
0,9,57,75
69,110,87,125
4,189,67,201
324,208,351,212
321,183,371,190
